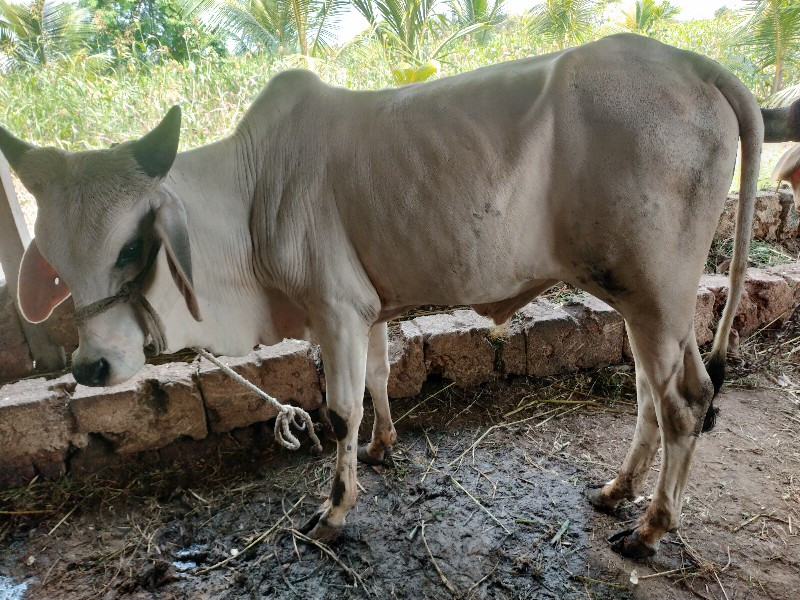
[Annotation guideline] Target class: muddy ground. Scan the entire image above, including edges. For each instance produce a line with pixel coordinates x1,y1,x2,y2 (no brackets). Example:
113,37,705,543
1,364,799,599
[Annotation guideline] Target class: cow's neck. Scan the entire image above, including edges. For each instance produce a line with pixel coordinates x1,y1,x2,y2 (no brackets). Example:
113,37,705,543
145,137,279,356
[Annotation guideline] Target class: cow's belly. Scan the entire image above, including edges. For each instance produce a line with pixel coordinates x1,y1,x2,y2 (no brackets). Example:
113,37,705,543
361,196,563,309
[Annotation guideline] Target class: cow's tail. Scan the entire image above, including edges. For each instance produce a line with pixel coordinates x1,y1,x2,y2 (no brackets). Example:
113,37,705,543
701,72,764,432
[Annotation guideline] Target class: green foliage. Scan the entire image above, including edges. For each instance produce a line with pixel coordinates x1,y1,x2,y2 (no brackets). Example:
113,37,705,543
351,0,484,83
619,0,680,35
1,6,799,143
184,0,346,57
0,0,93,70
448,0,505,28
81,0,225,63
527,0,599,50
0,55,273,149
653,15,776,102
734,0,800,96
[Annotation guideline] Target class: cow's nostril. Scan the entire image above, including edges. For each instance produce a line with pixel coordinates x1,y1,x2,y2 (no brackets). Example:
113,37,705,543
72,358,110,387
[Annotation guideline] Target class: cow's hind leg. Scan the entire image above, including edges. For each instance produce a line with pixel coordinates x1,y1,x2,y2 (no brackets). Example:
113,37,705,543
587,331,660,511
300,306,371,541
359,321,397,465
603,320,714,558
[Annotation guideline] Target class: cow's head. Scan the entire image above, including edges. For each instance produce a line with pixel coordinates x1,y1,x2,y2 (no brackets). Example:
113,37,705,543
773,144,800,210
0,107,201,386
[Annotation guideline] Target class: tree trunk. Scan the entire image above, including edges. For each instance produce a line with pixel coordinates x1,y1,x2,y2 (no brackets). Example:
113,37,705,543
291,1,308,56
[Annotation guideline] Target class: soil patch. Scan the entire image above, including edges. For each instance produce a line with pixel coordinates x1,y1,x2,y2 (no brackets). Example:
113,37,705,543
1,372,798,599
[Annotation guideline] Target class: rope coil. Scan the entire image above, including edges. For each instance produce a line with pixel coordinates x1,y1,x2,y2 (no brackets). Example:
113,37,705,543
193,347,322,453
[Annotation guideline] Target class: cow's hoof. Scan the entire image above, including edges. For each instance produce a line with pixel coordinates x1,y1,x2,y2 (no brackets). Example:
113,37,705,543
357,444,394,467
607,527,657,559
299,509,344,542
298,509,324,535
585,483,619,513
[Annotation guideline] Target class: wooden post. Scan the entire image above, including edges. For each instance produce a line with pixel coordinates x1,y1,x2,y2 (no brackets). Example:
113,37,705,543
0,155,65,372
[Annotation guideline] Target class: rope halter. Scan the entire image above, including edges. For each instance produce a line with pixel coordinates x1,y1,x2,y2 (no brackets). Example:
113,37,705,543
72,244,167,358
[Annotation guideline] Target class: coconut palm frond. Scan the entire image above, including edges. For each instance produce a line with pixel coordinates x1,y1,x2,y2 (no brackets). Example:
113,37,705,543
528,0,598,50
766,82,800,107
183,0,289,53
448,0,505,28
0,0,91,69
734,0,800,93
185,0,343,56
619,0,680,35
309,0,348,56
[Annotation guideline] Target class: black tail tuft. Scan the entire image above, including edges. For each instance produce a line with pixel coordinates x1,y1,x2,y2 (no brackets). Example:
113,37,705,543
702,402,719,433
702,352,726,433
705,352,726,397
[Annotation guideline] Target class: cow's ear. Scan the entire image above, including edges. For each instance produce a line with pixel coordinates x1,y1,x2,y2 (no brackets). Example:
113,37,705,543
154,194,202,322
0,125,35,170
772,144,800,201
17,239,71,323
132,105,181,179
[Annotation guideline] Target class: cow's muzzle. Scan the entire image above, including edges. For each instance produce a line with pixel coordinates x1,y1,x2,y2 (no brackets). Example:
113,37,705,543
72,358,110,387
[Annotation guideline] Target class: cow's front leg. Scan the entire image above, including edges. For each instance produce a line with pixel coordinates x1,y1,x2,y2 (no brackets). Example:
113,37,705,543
359,321,396,465
301,307,371,541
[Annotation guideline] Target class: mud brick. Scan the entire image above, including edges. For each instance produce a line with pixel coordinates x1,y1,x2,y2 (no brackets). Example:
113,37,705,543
767,262,800,305
387,321,426,398
562,295,624,369
414,310,497,387
716,190,799,242
500,300,577,377
0,374,85,486
70,362,206,453
695,287,716,346
700,269,793,337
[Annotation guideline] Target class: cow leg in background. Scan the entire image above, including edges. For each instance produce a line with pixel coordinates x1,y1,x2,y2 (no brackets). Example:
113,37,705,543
587,325,660,510
359,321,396,465
601,317,714,558
301,307,371,541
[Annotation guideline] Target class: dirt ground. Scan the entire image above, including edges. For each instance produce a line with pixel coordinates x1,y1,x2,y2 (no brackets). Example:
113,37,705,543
1,365,799,599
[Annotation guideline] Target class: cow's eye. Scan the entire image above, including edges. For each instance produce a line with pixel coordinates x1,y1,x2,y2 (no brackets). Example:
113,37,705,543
115,238,143,268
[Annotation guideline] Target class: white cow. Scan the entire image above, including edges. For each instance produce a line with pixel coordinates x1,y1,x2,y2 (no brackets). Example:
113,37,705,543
3,34,799,559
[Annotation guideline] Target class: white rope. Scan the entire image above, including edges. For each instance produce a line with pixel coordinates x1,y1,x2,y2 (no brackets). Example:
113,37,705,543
193,347,322,453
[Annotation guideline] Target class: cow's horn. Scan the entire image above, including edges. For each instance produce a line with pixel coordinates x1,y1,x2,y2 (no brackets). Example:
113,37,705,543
132,105,182,179
0,126,35,170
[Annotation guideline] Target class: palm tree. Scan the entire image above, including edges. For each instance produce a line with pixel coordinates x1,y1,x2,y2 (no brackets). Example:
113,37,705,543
735,0,800,95
448,0,505,28
184,0,344,57
0,0,92,70
351,0,483,84
527,0,599,50
619,0,680,36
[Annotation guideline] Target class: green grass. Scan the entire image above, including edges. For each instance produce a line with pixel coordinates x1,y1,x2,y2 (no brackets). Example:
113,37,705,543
707,238,798,274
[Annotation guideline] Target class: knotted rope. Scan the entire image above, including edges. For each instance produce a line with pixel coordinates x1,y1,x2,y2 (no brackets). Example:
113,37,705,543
193,347,322,453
